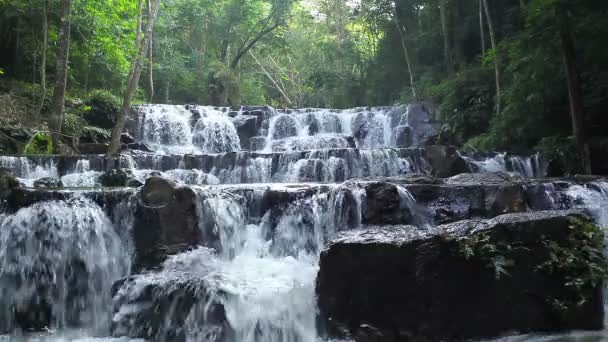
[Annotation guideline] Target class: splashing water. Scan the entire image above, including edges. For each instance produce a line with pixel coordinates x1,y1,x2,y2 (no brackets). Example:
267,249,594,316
566,181,608,226
0,197,130,334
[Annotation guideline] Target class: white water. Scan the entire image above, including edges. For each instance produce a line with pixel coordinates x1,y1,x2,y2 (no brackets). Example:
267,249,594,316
465,153,546,178
0,197,130,335
137,105,241,155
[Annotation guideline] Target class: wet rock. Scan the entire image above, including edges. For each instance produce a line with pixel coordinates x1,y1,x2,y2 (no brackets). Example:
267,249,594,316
351,112,370,144
112,274,233,342
125,142,153,153
447,172,522,185
425,145,469,178
232,115,258,150
99,169,129,187
317,210,604,341
271,115,298,139
395,125,412,147
401,104,440,146
304,113,321,135
78,143,109,154
132,177,202,271
33,177,64,188
0,167,20,198
120,132,135,144
127,178,144,187
399,173,442,185
363,182,412,225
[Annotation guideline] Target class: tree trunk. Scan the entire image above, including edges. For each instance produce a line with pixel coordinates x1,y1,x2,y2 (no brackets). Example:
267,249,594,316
439,0,451,72
393,2,416,99
519,0,526,12
36,1,48,116
558,6,591,174
482,0,501,116
148,0,154,102
49,0,72,151
479,0,486,58
107,0,162,156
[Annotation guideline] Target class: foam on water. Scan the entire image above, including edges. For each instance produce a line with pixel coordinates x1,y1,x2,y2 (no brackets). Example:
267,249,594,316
0,197,130,334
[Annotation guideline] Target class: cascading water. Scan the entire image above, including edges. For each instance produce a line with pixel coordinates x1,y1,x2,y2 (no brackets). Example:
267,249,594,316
136,105,241,155
111,184,371,342
0,197,130,335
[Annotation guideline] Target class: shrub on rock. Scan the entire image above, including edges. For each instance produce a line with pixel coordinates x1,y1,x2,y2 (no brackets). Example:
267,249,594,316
317,210,606,341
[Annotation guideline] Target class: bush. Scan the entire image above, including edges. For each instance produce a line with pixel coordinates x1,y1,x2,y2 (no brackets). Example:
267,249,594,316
24,132,53,155
81,126,111,143
83,90,121,129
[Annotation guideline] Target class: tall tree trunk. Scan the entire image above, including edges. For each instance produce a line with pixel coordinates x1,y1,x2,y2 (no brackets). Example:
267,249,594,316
147,0,154,102
519,0,526,12
439,0,451,72
36,1,48,116
558,6,591,174
49,0,72,151
479,0,486,58
393,3,416,99
482,0,501,116
107,0,162,156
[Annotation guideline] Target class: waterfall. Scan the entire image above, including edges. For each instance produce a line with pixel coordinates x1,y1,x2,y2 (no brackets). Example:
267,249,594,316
0,197,129,334
136,105,241,155
566,181,608,226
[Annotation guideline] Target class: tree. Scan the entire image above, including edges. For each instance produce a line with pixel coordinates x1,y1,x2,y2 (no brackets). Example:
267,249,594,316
107,0,162,156
49,0,72,151
35,0,48,116
558,4,591,173
482,0,501,116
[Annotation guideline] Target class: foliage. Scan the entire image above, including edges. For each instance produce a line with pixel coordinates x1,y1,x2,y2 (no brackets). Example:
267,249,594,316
457,231,522,280
83,90,121,128
24,132,53,155
536,219,608,310
0,0,607,155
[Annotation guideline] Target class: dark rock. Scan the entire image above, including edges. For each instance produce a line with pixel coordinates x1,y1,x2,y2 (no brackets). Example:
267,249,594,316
33,177,64,188
132,177,202,271
317,210,604,341
127,178,144,187
395,125,412,148
0,167,20,198
112,273,233,342
99,169,129,187
425,145,469,178
125,143,153,153
363,182,412,225
351,112,370,144
589,137,608,175
271,115,298,140
304,113,321,135
231,115,258,150
78,143,109,154
121,132,135,144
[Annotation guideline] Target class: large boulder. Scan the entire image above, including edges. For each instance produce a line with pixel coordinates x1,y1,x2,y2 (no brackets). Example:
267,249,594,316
132,177,202,271
112,270,232,341
425,145,469,178
317,211,605,341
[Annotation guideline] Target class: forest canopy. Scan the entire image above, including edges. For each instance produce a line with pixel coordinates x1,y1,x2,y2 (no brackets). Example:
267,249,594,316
0,0,607,165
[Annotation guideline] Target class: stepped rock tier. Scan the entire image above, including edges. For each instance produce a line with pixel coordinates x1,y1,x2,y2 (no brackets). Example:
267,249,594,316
0,103,606,341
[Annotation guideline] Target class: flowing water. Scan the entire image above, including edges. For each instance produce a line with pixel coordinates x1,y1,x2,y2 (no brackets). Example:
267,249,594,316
1,104,607,341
